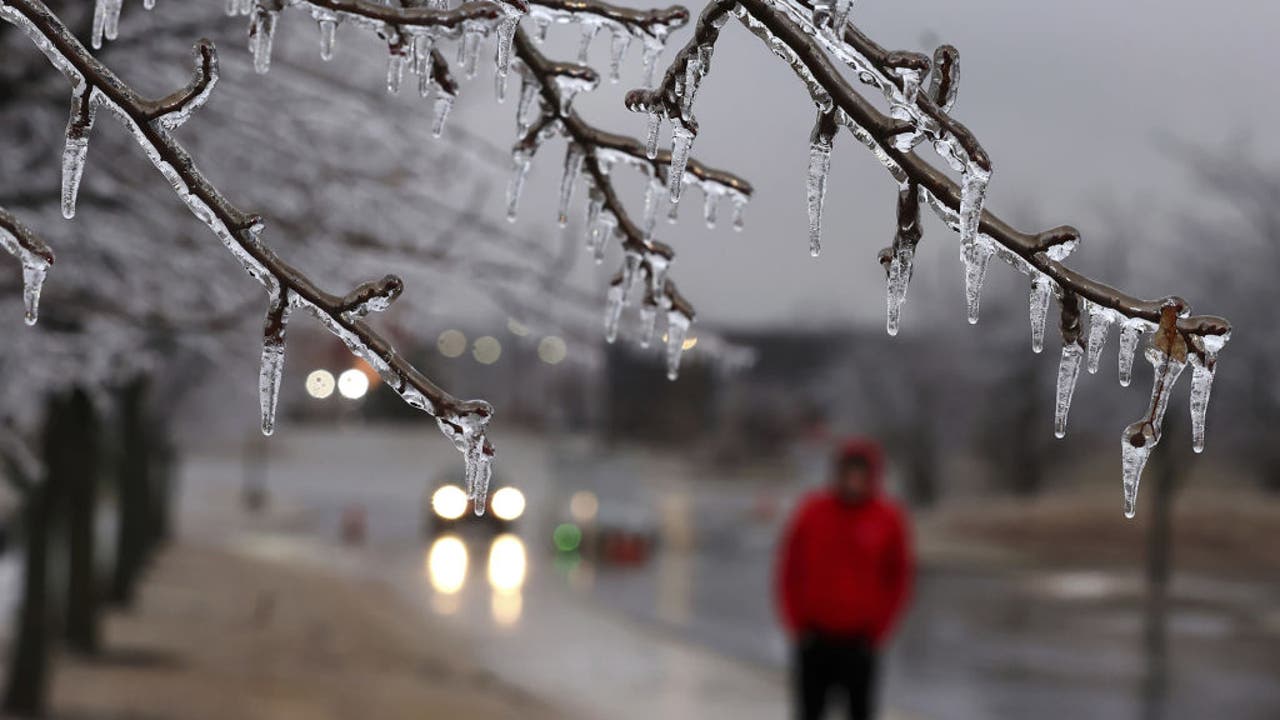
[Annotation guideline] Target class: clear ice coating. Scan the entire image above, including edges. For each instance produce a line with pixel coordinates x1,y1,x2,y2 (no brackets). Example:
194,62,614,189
961,238,993,324
665,309,691,380
1054,342,1083,438
558,143,585,226
506,149,533,222
1117,319,1144,387
1028,275,1052,353
61,87,97,220
958,166,989,252
885,246,914,336
1189,333,1228,454
249,6,278,74
577,22,599,63
641,38,665,88
807,133,833,258
259,293,292,437
667,123,694,203
1120,344,1188,518
1085,303,1113,374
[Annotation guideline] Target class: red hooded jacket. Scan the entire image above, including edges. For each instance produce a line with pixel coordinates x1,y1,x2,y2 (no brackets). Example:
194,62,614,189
775,440,913,646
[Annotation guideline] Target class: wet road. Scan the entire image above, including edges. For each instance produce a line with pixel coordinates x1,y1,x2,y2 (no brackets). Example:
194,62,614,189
181,424,1280,720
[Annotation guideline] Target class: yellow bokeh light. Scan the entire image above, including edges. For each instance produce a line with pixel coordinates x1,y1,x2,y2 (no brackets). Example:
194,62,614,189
305,369,335,399
437,329,466,358
427,535,468,595
473,336,502,365
537,336,567,365
487,534,527,593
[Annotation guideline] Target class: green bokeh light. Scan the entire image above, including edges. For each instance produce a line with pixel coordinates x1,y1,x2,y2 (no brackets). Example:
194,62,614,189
553,523,582,552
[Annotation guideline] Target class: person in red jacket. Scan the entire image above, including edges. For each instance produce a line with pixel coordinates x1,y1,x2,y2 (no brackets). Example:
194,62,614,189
776,438,913,720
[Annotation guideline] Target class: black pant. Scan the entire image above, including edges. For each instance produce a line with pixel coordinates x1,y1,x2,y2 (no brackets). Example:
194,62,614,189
793,634,878,720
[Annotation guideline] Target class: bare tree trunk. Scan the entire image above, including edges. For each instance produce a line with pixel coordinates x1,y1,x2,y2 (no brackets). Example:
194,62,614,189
63,388,101,654
3,394,69,717
110,378,150,608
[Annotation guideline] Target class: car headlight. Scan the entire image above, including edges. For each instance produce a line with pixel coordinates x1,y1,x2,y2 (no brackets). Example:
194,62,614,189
490,487,525,521
432,485,468,520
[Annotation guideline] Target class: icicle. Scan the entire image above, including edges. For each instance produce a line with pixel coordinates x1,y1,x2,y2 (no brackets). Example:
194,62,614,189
1120,343,1187,518
533,15,550,43
259,291,291,436
506,149,533,222
667,123,694,203
1028,275,1052,353
961,239,993,324
1054,342,1083,438
92,0,123,49
552,74,595,115
665,310,691,380
731,192,748,231
645,111,663,159
885,247,914,337
317,16,337,60
647,254,670,297
387,47,408,94
436,408,495,516
639,303,658,348
577,23,599,63
1086,304,1113,374
1189,334,1228,454
249,6,279,74
432,90,455,138
1117,320,1143,387
21,259,48,327
642,175,663,239
414,34,437,97
460,30,482,80
558,144,585,226
681,55,703,118
590,213,615,264
703,190,719,228
516,72,539,134
61,87,97,220
609,32,631,83
642,39,665,88
494,18,518,101
604,282,626,343
1121,422,1155,519
807,113,836,258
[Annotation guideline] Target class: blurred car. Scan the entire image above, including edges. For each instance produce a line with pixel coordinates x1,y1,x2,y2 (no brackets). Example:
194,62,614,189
556,488,658,565
423,469,525,536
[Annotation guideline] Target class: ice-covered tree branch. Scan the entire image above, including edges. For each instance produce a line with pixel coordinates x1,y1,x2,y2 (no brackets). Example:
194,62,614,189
508,26,752,379
628,0,1232,515
1,0,503,511
0,207,55,326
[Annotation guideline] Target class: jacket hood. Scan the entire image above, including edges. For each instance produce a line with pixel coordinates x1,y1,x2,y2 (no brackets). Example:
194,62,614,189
834,437,885,493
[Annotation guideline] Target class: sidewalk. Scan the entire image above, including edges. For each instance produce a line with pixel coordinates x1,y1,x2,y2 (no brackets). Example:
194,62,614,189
50,542,568,720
